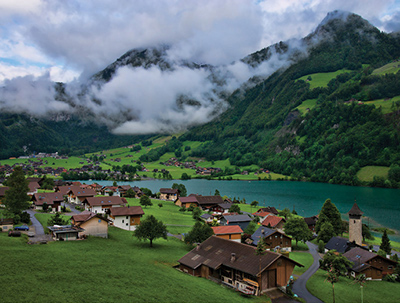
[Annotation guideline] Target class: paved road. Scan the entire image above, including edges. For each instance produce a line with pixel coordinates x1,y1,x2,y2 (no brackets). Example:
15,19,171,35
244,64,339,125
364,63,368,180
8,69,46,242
62,202,81,214
372,245,400,257
292,242,324,303
26,209,44,235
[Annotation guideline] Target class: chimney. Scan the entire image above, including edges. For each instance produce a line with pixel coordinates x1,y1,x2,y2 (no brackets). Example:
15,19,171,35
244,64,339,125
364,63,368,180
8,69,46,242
196,244,200,251
261,228,265,235
231,253,236,262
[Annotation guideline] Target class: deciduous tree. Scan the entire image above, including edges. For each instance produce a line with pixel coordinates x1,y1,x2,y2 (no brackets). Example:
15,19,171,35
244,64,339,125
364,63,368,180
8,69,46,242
140,195,153,208
284,217,313,247
133,215,167,247
172,183,187,197
184,222,213,245
229,204,241,214
3,166,30,215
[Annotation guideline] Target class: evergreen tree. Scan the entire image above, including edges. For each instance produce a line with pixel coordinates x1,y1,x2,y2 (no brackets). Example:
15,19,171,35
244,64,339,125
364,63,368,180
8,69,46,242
317,221,335,243
47,212,69,226
229,204,241,214
3,166,30,215
315,199,342,236
380,229,392,255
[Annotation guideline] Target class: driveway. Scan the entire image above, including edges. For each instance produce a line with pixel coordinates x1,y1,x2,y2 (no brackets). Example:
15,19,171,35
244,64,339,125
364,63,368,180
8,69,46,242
63,202,81,214
25,209,52,243
292,241,324,303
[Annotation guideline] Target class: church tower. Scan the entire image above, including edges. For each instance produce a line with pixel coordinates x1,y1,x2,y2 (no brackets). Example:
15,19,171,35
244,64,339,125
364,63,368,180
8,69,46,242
348,202,363,245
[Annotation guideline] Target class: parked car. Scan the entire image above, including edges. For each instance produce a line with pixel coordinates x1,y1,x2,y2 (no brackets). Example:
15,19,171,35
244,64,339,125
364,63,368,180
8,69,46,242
14,225,29,231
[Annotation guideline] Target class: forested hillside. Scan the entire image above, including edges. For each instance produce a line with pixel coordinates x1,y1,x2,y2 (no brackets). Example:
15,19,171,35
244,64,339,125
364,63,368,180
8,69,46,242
180,13,400,187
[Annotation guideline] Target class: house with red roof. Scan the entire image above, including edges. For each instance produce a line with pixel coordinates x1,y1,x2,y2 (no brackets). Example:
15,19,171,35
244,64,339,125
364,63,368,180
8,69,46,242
31,192,64,212
82,196,127,214
67,187,96,204
211,225,243,242
261,215,286,231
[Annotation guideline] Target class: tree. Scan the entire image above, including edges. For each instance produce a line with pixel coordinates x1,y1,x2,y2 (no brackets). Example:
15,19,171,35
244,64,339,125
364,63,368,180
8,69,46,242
279,207,291,219
362,224,374,241
125,188,136,198
140,195,153,208
326,266,339,303
158,203,163,208
250,200,259,211
172,183,187,197
284,217,313,247
214,189,220,196
192,207,202,220
47,212,69,226
3,166,30,215
113,181,118,187
315,199,342,236
352,274,366,303
41,175,55,190
184,222,214,245
318,240,325,253
317,221,335,243
320,250,353,275
179,206,186,212
181,173,191,180
140,187,152,197
380,229,391,255
229,204,241,214
133,215,167,247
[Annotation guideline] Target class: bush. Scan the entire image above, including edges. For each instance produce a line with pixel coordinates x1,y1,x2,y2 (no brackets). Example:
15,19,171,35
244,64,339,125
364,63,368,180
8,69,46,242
384,274,397,283
20,212,30,224
318,240,325,253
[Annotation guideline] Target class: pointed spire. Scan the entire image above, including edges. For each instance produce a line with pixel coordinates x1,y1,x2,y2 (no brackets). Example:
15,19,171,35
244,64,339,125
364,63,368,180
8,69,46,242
348,202,363,216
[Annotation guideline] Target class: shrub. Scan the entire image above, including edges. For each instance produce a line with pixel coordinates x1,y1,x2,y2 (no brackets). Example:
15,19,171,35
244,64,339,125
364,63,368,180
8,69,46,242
318,240,325,253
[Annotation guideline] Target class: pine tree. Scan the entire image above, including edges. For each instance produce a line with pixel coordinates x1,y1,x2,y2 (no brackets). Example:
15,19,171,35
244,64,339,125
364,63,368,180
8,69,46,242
315,199,342,236
380,229,391,255
3,166,30,215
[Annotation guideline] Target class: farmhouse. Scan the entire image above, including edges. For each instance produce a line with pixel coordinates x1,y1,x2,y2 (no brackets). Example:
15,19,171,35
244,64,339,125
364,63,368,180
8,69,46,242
175,195,224,210
178,236,302,295
82,196,127,214
261,215,286,231
343,247,398,279
159,188,179,201
250,226,292,252
0,218,13,232
175,196,199,208
27,181,40,196
211,225,243,242
71,211,110,238
109,206,144,231
220,214,252,231
31,192,64,212
304,215,318,233
324,236,362,254
67,188,96,204
208,202,232,214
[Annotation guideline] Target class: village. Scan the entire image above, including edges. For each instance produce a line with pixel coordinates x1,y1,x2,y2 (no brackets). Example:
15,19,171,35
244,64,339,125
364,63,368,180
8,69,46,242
1,170,399,303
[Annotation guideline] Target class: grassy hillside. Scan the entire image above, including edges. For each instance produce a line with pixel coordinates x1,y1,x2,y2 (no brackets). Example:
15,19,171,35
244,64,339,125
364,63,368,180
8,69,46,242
372,61,400,75
297,69,352,89
356,166,390,182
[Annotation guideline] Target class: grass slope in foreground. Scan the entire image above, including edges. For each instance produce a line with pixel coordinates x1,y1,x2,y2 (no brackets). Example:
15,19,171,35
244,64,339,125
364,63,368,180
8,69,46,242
0,229,266,303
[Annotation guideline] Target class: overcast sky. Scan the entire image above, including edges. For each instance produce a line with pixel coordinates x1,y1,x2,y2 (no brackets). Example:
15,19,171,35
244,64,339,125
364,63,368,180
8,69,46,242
0,0,400,135
1,0,399,83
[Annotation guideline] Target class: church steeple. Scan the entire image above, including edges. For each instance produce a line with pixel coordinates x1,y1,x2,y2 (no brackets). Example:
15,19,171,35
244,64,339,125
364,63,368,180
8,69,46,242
348,202,363,245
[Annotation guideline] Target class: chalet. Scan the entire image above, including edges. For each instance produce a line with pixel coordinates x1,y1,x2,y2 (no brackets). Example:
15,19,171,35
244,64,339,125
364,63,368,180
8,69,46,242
82,196,127,214
324,236,362,254
132,186,143,198
252,211,273,222
200,213,215,223
67,188,96,204
31,192,64,212
261,215,285,231
256,207,279,216
117,185,132,197
250,226,292,252
212,225,243,242
109,206,144,231
304,216,318,233
209,202,232,214
27,181,40,196
48,225,84,241
71,211,110,238
220,214,252,231
159,188,179,201
101,186,120,196
178,236,302,295
0,218,13,232
26,177,45,187
55,185,81,196
175,196,199,208
175,195,225,210
343,247,398,279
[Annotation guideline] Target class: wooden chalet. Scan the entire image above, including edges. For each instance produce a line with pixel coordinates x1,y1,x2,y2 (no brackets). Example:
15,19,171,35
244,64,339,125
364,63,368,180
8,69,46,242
82,196,127,214
67,187,96,204
212,225,243,242
0,218,13,232
27,181,40,196
159,188,179,201
109,206,144,231
178,236,302,295
175,195,224,210
220,214,252,231
304,215,318,233
71,211,110,238
343,247,398,280
261,215,286,231
31,192,64,212
250,226,292,252
209,202,232,214
256,207,279,216
175,195,199,208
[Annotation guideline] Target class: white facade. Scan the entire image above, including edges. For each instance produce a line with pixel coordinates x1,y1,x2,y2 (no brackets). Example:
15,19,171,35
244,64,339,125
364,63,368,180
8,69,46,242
110,215,137,231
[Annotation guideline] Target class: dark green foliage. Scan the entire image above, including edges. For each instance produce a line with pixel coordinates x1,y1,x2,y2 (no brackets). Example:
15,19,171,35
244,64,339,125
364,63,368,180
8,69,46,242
20,212,30,224
243,221,258,235
229,204,241,214
388,165,400,182
180,173,191,180
47,212,69,226
184,222,214,245
133,215,168,247
139,195,153,208
318,240,325,253
250,200,259,210
172,183,187,197
179,206,186,212
380,229,392,254
139,137,182,162
214,189,220,196
158,203,163,208
192,207,202,220
125,188,136,198
279,208,292,219
362,224,374,241
315,199,342,236
3,167,30,215
41,176,55,190
140,187,152,197
284,217,313,247
317,221,335,243
187,205,195,212
319,250,353,275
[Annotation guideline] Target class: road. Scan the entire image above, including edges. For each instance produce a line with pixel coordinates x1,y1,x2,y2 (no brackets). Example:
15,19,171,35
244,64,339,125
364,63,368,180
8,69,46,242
26,209,44,235
292,241,324,303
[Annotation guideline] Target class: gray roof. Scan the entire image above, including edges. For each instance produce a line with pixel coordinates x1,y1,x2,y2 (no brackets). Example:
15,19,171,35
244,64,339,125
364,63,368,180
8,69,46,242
251,226,278,246
222,214,251,223
325,236,352,254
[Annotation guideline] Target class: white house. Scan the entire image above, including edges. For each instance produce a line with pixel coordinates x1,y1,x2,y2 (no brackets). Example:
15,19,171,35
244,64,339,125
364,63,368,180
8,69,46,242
109,206,144,231
82,196,127,214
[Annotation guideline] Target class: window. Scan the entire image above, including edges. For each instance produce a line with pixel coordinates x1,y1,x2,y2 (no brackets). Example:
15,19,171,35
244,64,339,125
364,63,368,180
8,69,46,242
122,220,124,223
126,223,128,226
98,219,101,223
3,226,7,230
126,216,128,219
388,265,393,270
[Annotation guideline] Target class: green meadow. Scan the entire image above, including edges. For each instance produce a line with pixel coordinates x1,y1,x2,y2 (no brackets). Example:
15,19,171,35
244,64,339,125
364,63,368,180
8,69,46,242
356,166,390,182
364,95,400,114
372,61,400,75
295,99,317,116
290,251,314,276
0,229,267,303
297,69,352,89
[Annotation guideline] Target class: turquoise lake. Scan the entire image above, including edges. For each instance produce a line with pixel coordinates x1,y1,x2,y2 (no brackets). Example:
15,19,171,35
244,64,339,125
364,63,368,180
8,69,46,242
88,179,400,241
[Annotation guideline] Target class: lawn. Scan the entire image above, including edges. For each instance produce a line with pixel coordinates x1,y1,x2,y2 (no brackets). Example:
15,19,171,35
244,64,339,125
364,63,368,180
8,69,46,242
34,213,72,234
307,269,400,303
295,99,317,116
356,166,390,182
297,69,352,89
372,61,400,75
290,251,314,276
0,229,267,303
364,95,400,114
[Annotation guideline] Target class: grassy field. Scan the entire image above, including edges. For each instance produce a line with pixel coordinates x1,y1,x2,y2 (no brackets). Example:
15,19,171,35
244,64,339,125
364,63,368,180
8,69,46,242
307,268,400,303
0,229,267,303
356,166,390,182
297,69,352,89
295,99,317,116
364,95,400,114
372,61,400,75
290,251,314,276
35,213,72,234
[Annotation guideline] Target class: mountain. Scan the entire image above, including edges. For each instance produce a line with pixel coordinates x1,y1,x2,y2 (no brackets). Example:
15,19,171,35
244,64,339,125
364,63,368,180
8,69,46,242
180,11,400,186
